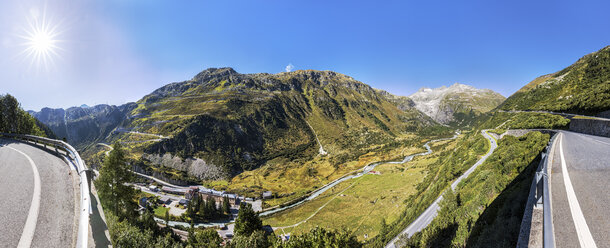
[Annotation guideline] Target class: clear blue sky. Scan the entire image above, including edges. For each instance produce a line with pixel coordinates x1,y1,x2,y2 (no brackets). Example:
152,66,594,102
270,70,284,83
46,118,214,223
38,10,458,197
1,0,609,111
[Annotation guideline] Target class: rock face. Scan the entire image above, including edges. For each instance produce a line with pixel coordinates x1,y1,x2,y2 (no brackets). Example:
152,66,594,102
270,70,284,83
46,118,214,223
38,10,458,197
408,83,505,125
143,153,228,180
375,89,417,112
29,103,136,148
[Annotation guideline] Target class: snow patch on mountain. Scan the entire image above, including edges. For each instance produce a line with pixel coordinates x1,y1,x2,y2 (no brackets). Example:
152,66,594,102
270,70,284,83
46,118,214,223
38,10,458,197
408,83,504,124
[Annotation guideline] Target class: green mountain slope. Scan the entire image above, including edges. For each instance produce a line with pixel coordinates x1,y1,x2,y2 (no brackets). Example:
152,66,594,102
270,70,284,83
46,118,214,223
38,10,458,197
499,45,610,115
126,68,434,177
33,68,437,184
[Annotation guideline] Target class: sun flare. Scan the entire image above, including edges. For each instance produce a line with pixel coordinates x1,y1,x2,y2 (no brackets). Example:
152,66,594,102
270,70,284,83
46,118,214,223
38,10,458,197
29,30,54,53
19,8,62,70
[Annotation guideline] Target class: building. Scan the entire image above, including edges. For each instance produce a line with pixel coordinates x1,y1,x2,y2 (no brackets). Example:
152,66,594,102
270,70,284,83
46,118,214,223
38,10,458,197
197,189,241,206
218,193,240,206
178,199,189,206
161,186,187,195
185,186,199,200
158,196,172,205
148,185,159,192
262,191,273,199
161,184,245,207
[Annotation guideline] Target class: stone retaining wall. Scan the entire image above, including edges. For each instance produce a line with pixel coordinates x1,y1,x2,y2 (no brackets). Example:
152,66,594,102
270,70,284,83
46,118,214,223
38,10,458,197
569,118,610,137
597,110,610,119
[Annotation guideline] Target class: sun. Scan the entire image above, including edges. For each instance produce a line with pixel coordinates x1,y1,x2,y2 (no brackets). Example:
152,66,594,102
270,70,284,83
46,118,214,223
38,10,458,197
29,30,55,54
18,7,62,70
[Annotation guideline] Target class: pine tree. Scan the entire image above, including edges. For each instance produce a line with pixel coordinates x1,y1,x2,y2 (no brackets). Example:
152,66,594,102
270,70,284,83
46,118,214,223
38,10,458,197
234,202,262,237
222,195,231,216
141,211,157,233
164,209,170,227
96,142,136,219
193,194,201,212
188,220,195,244
0,94,44,135
200,198,208,220
207,197,217,219
0,94,20,133
190,228,222,248
186,198,194,219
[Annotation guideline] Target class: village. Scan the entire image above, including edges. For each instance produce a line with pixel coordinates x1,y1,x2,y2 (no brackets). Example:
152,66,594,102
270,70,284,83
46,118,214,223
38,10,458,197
132,178,273,241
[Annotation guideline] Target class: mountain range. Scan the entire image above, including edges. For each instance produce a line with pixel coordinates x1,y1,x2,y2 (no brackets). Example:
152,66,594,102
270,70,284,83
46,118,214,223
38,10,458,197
29,104,136,148
17,44,610,248
36,68,498,181
35,54,610,184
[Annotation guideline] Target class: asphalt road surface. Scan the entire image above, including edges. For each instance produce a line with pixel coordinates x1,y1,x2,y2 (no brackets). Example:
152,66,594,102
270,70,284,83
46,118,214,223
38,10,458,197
0,140,75,248
386,130,497,248
550,131,610,248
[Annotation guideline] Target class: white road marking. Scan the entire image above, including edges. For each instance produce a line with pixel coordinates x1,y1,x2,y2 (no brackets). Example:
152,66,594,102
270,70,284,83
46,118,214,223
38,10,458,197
559,133,598,248
7,145,41,248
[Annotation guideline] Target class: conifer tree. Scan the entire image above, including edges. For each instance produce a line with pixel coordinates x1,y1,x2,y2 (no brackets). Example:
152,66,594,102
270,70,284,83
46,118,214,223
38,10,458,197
96,142,136,219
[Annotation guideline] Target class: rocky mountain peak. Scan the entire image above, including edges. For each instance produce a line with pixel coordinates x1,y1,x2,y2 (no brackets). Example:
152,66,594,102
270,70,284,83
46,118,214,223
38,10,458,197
193,67,238,82
409,83,505,125
448,82,476,91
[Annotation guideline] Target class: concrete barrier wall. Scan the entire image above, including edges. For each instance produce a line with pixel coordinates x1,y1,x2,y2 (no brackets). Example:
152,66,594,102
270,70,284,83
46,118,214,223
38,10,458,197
598,110,610,119
569,118,610,137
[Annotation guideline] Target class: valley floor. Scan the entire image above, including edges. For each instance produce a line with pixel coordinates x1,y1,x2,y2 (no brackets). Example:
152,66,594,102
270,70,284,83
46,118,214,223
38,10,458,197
262,139,456,241
225,137,429,207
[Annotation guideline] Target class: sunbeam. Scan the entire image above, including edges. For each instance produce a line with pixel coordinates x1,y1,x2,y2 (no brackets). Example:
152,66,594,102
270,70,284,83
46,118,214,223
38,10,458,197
17,7,63,71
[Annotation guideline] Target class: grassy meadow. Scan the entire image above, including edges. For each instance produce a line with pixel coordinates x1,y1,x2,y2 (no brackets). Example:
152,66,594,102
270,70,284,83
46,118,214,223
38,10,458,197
262,137,458,241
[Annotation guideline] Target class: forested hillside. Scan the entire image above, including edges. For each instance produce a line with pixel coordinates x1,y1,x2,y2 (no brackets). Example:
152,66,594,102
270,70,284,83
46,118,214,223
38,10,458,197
0,94,54,137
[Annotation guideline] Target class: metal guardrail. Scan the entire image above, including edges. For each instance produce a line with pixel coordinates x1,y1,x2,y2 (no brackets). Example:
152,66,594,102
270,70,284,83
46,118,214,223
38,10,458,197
1,133,91,248
534,133,557,248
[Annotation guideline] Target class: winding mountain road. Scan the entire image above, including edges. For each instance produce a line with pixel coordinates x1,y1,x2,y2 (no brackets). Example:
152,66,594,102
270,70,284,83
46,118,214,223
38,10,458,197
550,131,610,247
386,130,497,248
0,140,76,248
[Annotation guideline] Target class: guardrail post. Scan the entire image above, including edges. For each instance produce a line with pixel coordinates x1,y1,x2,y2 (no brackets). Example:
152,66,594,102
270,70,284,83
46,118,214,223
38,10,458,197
82,169,93,194
535,172,543,208
534,153,546,208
